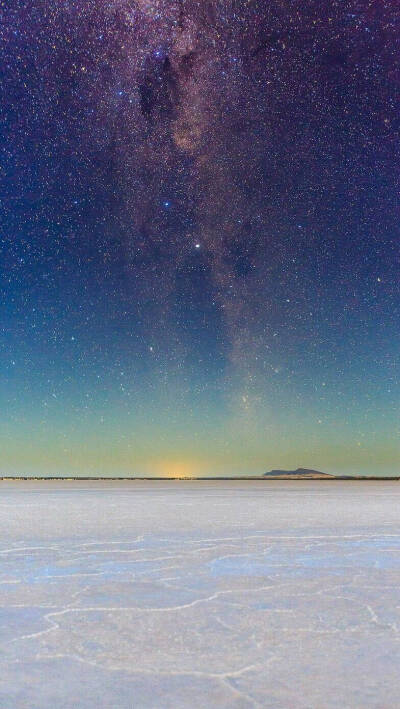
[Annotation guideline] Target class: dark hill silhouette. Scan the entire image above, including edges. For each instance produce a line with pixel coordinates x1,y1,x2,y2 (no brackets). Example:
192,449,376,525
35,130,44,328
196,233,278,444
263,467,335,478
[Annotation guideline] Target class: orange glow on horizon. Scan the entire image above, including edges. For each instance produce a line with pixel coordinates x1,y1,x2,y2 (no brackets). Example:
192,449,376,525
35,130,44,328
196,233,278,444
152,460,200,478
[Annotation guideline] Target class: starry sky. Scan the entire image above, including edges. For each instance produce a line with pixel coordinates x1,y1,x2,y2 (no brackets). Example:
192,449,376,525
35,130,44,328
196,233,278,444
1,0,399,477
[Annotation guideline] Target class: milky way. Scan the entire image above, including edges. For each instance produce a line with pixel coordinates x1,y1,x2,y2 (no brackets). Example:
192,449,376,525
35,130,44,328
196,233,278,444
1,1,399,476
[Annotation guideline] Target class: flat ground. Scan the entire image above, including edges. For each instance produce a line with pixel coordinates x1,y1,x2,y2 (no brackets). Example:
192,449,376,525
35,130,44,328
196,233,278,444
1,480,399,708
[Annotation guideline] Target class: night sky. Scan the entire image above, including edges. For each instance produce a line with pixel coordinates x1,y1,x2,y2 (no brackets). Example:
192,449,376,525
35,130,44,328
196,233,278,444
1,0,399,477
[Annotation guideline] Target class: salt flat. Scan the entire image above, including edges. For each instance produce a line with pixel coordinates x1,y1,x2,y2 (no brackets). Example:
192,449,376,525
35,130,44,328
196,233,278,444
0,480,400,709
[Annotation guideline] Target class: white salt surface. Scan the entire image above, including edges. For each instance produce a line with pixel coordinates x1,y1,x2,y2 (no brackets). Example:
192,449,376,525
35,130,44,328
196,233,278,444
1,480,400,708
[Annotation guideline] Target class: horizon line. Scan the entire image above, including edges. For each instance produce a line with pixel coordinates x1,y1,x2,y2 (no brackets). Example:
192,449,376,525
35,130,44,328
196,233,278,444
1,476,399,481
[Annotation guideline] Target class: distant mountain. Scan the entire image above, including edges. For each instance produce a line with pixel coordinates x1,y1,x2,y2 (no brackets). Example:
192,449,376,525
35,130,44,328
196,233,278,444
263,467,335,478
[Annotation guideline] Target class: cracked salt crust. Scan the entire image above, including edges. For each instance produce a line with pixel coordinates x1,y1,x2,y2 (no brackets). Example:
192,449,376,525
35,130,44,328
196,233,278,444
0,480,400,708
